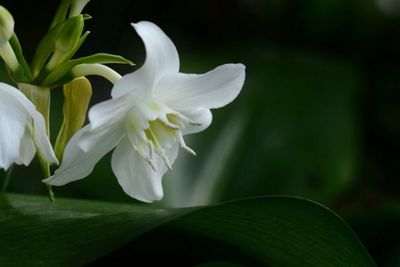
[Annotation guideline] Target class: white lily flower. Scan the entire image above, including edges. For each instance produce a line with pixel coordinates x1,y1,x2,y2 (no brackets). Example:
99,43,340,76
44,21,245,202
0,83,58,170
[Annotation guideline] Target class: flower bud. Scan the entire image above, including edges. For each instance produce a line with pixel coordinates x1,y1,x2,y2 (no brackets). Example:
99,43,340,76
0,6,14,47
45,15,84,70
54,77,92,159
70,0,91,17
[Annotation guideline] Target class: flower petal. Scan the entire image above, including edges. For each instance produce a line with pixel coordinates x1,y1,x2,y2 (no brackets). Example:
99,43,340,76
0,83,36,113
88,92,132,131
15,128,36,166
0,82,58,167
0,83,31,169
155,64,246,110
111,136,179,202
31,111,59,165
44,125,124,186
179,108,213,135
0,102,27,170
112,21,180,98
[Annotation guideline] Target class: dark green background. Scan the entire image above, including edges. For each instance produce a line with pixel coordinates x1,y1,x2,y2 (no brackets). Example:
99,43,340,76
1,0,400,266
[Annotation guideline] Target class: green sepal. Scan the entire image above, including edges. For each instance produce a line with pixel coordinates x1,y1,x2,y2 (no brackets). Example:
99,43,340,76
54,77,92,160
45,15,85,70
18,84,54,200
18,83,51,134
30,15,84,79
82,14,92,20
50,0,71,29
62,30,90,66
43,53,133,87
50,0,90,29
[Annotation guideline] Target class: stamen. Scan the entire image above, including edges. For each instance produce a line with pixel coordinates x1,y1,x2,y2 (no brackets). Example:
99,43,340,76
177,132,196,156
147,127,161,148
145,126,173,169
148,141,154,159
133,143,157,171
161,154,173,170
147,158,157,171
159,115,179,129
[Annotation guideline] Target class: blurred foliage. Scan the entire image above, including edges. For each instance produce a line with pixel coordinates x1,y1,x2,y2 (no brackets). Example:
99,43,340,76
0,0,400,265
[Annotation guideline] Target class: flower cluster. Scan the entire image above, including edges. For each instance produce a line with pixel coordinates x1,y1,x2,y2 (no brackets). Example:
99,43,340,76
0,1,245,202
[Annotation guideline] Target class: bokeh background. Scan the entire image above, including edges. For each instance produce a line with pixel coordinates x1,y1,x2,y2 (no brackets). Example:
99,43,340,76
1,0,400,266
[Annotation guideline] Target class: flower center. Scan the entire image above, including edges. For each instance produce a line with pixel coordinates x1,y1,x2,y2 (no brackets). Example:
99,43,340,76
126,103,196,171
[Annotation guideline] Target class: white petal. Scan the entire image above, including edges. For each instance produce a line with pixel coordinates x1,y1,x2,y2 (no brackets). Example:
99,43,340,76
88,92,132,131
31,112,59,165
44,125,124,186
132,21,179,82
155,64,245,110
0,83,37,113
112,21,179,98
0,102,27,170
111,137,179,202
0,84,31,169
15,128,36,166
0,82,58,167
179,108,213,135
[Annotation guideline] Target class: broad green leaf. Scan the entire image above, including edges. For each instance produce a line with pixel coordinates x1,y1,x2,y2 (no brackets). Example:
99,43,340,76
194,262,245,267
0,194,375,266
167,197,376,267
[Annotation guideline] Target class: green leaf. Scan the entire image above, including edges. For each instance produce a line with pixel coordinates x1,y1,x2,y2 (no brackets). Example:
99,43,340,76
0,194,376,266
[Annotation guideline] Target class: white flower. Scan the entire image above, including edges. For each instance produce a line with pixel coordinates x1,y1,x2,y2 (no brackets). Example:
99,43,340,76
44,21,245,202
0,83,58,170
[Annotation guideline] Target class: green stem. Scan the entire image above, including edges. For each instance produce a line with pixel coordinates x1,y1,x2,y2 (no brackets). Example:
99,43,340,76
1,164,14,193
39,157,55,202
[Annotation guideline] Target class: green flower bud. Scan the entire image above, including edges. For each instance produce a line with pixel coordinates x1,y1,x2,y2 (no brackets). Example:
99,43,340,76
41,15,84,72
54,77,92,159
0,6,14,47
70,0,91,17
54,15,84,53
